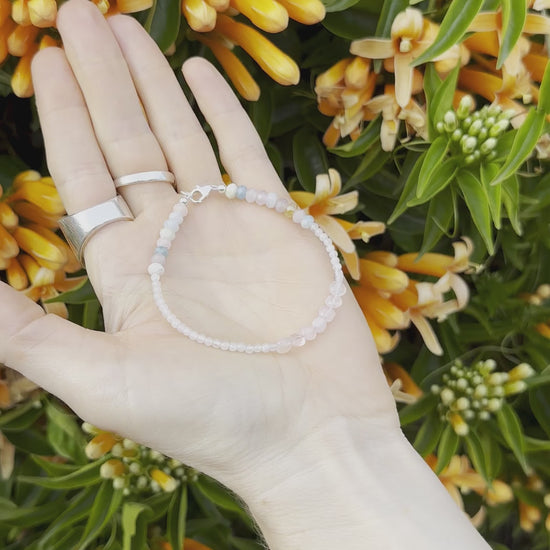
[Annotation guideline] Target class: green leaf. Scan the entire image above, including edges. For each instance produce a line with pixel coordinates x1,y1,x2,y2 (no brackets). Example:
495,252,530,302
416,136,449,197
0,495,65,527
0,401,41,429
413,412,445,457
121,502,153,550
419,185,455,254
388,151,426,224
529,387,550,439
195,476,248,517
398,393,438,426
79,480,124,549
375,0,409,38
19,458,106,489
426,65,460,140
501,174,521,234
409,157,457,206
413,0,484,66
167,483,188,550
537,53,550,114
230,537,265,550
45,400,87,464
31,455,79,477
464,429,491,483
495,403,529,473
0,155,28,191
321,0,362,12
329,117,381,158
423,64,442,109
144,0,181,53
435,424,460,473
5,429,52,456
498,0,526,70
491,108,546,185
525,436,550,453
479,428,503,481
37,486,98,550
456,169,494,254
480,163,502,229
44,278,95,304
0,404,42,433
347,143,390,186
322,8,377,39
292,127,329,192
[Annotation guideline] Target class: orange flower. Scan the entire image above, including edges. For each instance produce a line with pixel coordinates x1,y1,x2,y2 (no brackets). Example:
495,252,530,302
383,362,422,404
290,168,385,280
350,8,461,108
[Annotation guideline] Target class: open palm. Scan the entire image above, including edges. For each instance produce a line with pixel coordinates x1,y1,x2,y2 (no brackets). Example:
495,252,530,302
0,0,398,493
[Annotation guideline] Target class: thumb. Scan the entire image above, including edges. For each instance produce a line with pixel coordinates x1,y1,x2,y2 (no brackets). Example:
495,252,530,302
0,281,119,423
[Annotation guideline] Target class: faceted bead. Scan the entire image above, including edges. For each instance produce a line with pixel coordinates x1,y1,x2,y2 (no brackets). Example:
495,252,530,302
301,215,314,229
261,343,271,353
236,185,247,200
237,343,246,353
197,334,205,344
330,281,346,296
266,192,278,208
156,238,172,249
253,344,262,353
291,333,306,347
276,338,292,353
318,305,336,322
151,254,166,266
292,209,306,223
245,188,257,203
220,341,230,351
205,337,213,347
168,212,184,224
229,343,238,352
164,219,180,232
312,316,327,333
148,263,165,275
256,191,267,206
173,203,188,216
300,326,317,341
326,295,343,308
245,345,255,354
159,228,175,241
275,198,289,213
154,246,169,257
225,183,238,199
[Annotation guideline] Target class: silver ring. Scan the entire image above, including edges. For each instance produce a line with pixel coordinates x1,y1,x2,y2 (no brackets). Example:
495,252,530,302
113,171,175,189
58,196,134,266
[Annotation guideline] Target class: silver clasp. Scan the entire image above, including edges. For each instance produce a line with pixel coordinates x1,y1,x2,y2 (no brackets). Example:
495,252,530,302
180,185,225,204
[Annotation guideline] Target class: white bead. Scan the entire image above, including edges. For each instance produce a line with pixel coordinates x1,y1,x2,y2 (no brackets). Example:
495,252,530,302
312,317,327,333
319,305,336,322
261,343,271,353
205,337,213,347
300,326,317,341
275,198,289,213
301,215,314,229
148,263,165,275
220,341,230,351
189,332,198,341
253,344,262,353
225,183,238,199
326,295,343,308
197,334,205,344
276,338,292,353
151,254,166,266
266,192,278,208
245,188,257,203
292,209,306,223
291,333,306,347
159,228,175,241
173,203,188,216
151,273,160,282
245,345,255,354
156,238,172,249
212,339,220,348
169,212,184,224
229,343,237,352
237,343,246,353
330,281,346,296
256,191,267,206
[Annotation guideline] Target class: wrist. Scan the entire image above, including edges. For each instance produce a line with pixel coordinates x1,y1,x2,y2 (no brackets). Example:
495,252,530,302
233,418,490,550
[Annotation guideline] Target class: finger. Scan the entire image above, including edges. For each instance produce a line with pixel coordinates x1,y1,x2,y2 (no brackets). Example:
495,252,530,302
107,15,223,192
31,47,115,215
181,57,286,194
0,282,119,426
55,0,176,214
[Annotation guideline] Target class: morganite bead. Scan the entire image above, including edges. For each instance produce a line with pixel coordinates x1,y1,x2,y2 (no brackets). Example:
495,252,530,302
330,281,346,296
169,212,184,224
276,338,292,353
245,188,257,203
164,219,179,232
312,316,327,333
151,254,166,266
229,343,238,352
154,246,169,256
300,326,317,341
319,305,336,322
326,295,343,308
266,192,278,208
159,228,175,241
197,334,205,344
292,209,307,223
236,185,247,200
173,203,188,216
256,191,267,205
291,333,306,347
275,198,289,213
225,183,238,199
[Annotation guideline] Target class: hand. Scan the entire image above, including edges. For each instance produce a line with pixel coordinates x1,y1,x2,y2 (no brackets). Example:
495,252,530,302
0,0,398,494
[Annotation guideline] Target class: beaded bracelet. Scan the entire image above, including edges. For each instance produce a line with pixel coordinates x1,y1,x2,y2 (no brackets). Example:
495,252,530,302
148,183,346,354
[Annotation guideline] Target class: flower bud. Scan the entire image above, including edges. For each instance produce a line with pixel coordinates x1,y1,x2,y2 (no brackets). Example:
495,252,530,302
464,154,476,164
457,95,473,119
27,0,57,27
443,110,457,132
455,397,470,410
11,0,31,25
113,477,126,490
486,397,503,412
436,121,445,133
278,0,325,25
231,0,289,33
100,458,125,479
456,378,468,391
489,119,510,137
480,137,497,155
473,384,488,398
451,129,462,141
449,412,469,436
467,119,483,136
86,432,118,459
478,410,490,420
503,380,527,395
431,384,441,394
461,136,477,154
150,468,178,492
440,388,455,405
477,128,488,141
508,363,535,381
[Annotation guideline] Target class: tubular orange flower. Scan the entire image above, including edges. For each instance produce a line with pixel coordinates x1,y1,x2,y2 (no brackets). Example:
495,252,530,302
6,257,29,290
277,0,324,24
194,34,260,100
383,362,422,403
290,168,385,279
353,285,409,330
116,0,152,13
359,258,409,293
27,0,57,27
0,0,11,24
182,0,217,32
206,0,229,10
0,224,19,260
85,432,121,459
11,46,37,98
10,174,65,215
230,0,288,33
7,24,38,57
215,14,299,85
11,0,31,26
13,225,67,271
350,8,459,108
100,458,126,479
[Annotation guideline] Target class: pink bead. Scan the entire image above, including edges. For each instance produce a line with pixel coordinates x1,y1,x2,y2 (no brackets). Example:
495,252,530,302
276,338,292,353
151,254,166,265
266,192,278,208
275,198,289,213
256,191,267,205
245,189,257,203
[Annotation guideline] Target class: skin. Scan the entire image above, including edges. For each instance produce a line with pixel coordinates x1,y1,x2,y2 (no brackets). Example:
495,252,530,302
0,1,491,548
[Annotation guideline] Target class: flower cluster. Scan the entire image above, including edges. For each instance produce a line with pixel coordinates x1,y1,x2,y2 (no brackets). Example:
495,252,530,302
436,96,513,165
515,474,550,532
84,424,193,496
353,239,473,355
315,5,550,152
427,454,513,523
520,284,550,338
1,0,325,99
431,359,535,436
0,170,84,318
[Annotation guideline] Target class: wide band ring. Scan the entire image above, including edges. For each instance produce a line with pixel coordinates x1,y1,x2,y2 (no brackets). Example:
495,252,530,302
58,196,134,266
113,170,175,189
